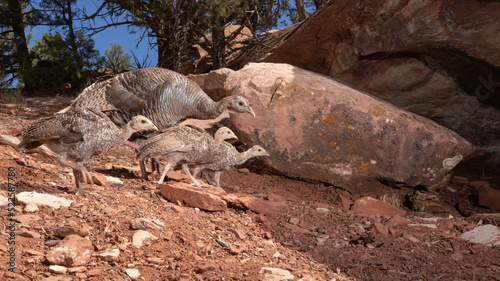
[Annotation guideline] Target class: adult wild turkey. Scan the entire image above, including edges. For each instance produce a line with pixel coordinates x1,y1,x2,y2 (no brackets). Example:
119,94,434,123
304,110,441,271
136,126,238,185
59,67,255,179
192,144,269,188
17,108,158,194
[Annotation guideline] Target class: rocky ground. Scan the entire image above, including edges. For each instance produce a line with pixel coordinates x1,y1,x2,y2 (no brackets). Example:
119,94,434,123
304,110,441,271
0,97,499,281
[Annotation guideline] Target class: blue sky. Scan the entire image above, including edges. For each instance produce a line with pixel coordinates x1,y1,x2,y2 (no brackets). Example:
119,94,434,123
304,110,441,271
26,1,301,69
28,0,158,67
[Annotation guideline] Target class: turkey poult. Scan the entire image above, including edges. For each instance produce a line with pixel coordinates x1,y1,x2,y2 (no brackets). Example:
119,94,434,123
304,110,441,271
17,108,158,194
59,68,255,179
136,126,238,185
192,145,269,188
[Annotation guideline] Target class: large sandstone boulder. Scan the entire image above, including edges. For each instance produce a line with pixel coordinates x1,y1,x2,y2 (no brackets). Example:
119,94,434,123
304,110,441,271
228,63,474,190
230,0,500,168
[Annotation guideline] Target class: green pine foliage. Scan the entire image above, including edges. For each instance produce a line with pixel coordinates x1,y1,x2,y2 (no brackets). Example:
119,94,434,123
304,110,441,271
101,43,134,74
25,31,100,92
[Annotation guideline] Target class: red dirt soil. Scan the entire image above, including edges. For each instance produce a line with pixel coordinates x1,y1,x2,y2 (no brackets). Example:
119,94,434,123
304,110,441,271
0,97,499,281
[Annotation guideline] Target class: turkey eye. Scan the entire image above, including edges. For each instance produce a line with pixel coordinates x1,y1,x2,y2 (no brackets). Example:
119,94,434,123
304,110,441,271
258,149,261,152
238,101,244,106
141,120,146,123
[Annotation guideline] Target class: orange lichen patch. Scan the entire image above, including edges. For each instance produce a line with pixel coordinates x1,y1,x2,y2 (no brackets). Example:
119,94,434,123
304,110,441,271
370,104,387,117
395,116,410,125
347,125,353,130
317,137,321,140
347,140,358,153
339,117,345,122
330,141,336,147
322,115,334,127
358,161,369,176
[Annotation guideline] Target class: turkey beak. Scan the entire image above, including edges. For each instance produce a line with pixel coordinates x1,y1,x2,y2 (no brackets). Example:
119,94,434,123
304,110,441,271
247,107,256,117
151,124,159,131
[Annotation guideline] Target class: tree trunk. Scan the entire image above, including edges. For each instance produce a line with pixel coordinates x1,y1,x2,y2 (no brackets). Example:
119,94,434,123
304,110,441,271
211,27,226,70
6,0,32,89
295,0,307,21
64,0,82,69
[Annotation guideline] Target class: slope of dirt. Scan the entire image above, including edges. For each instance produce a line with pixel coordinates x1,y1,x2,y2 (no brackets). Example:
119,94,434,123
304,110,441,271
0,97,499,281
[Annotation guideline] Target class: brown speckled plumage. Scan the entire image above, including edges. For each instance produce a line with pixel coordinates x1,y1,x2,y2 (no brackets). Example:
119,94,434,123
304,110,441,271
136,126,238,185
60,68,255,179
17,108,157,193
192,145,269,187
61,68,255,128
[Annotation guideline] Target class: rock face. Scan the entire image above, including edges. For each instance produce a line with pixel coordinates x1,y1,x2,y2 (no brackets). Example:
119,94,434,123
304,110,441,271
228,63,474,189
188,68,234,101
244,0,500,166
477,187,500,211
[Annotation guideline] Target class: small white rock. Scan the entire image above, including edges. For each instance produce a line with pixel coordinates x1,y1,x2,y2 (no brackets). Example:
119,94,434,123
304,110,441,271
260,267,294,281
16,192,73,209
49,265,68,274
96,248,120,261
0,195,8,209
125,268,140,279
419,217,439,222
408,223,438,229
446,186,457,193
24,203,39,213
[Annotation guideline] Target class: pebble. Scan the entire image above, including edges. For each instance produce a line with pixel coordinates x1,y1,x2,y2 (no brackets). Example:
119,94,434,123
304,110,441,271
0,194,8,208
24,203,39,213
260,267,295,281
196,263,216,273
53,224,91,238
131,218,165,230
49,265,68,274
125,268,140,279
104,176,124,187
228,228,246,239
96,248,120,261
316,207,330,213
408,223,438,229
67,266,86,273
18,228,41,239
132,230,158,248
146,257,164,264
25,249,44,256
